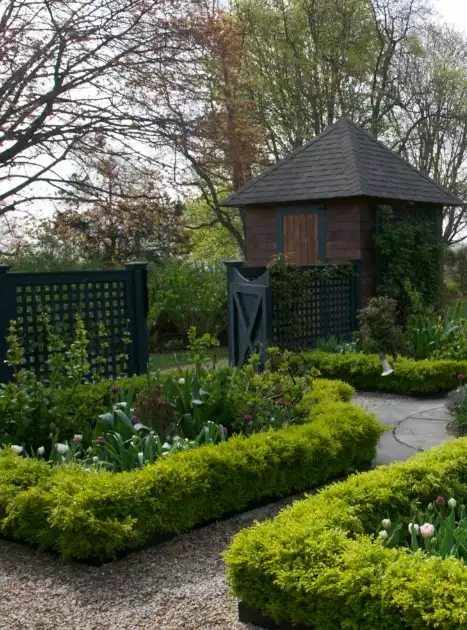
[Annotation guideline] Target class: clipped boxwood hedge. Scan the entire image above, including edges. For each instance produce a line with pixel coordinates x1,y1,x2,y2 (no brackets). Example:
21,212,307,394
304,351,467,394
225,439,467,630
0,380,381,562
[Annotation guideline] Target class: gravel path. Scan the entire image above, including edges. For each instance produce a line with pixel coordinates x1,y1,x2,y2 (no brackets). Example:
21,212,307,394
0,391,416,630
0,495,301,630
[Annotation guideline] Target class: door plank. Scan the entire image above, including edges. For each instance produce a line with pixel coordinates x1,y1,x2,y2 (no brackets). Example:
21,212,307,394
282,213,320,265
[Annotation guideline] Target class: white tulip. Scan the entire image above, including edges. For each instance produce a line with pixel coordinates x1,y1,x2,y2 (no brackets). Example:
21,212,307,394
10,445,23,454
134,423,144,431
56,443,69,455
178,378,185,385
378,530,388,539
92,456,99,464
448,498,457,510
37,446,45,457
72,434,83,443
408,523,420,535
381,519,391,530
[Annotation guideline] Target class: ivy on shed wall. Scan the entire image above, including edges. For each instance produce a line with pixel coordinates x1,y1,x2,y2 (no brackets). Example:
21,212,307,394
376,203,442,321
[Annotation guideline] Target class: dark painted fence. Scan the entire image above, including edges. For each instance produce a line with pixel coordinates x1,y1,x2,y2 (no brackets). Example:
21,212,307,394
226,260,361,367
0,262,149,383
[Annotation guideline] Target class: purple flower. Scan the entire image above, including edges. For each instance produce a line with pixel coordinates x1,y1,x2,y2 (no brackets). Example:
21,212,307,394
131,415,138,424
458,374,465,383
243,414,253,422
221,426,228,435
111,384,119,393
436,496,445,506
286,402,292,409
277,398,284,406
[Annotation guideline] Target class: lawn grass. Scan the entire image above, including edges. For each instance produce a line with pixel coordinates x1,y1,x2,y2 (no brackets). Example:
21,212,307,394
149,346,229,370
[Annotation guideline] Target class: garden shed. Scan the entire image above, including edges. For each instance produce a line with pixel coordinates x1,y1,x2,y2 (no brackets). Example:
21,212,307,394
221,118,463,302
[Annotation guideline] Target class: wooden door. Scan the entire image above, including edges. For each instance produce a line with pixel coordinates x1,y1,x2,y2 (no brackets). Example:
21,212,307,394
282,213,318,264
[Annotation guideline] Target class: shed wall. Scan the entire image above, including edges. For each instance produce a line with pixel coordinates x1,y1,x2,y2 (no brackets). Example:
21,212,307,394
245,205,276,266
244,199,378,302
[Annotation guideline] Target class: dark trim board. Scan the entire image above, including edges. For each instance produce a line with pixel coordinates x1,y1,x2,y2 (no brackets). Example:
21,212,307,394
238,602,314,630
275,205,326,262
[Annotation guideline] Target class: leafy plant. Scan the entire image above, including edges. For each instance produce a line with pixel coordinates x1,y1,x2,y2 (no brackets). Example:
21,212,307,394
378,496,467,563
147,260,227,342
187,326,220,372
358,296,407,356
316,334,360,354
376,204,442,322
446,377,467,434
0,313,127,450
133,375,175,439
94,386,226,471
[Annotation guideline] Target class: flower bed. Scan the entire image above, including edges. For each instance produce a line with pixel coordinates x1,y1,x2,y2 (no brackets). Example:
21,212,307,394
225,439,467,630
0,380,380,562
303,351,467,394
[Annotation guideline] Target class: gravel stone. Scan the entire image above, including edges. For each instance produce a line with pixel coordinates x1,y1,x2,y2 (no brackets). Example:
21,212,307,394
0,495,302,630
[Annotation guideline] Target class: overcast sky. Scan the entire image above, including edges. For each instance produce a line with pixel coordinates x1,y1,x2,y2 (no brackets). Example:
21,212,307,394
438,0,467,31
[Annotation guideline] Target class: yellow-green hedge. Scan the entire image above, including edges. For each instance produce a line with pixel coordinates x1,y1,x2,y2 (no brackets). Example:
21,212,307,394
304,351,467,393
0,380,380,562
225,440,467,630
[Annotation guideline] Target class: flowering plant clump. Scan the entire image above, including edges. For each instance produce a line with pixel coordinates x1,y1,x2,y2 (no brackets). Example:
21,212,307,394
377,496,467,562
446,375,467,434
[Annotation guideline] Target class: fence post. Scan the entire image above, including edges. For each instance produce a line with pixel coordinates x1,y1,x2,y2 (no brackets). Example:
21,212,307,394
125,262,149,375
224,260,245,367
351,260,362,330
0,265,12,383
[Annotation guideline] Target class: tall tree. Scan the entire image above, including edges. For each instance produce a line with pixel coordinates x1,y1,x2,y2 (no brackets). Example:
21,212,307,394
393,25,467,244
231,0,429,155
0,0,189,215
53,156,188,265
133,7,268,255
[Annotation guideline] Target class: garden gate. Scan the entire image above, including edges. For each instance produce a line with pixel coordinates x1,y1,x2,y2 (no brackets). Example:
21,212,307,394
226,260,361,367
0,262,149,383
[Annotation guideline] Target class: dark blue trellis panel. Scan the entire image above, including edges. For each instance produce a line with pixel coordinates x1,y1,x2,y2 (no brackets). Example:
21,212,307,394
0,262,148,382
226,261,361,367
226,263,272,367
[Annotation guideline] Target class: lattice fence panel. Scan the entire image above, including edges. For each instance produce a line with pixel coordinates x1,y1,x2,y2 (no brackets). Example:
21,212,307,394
271,266,356,351
0,265,149,383
15,279,128,379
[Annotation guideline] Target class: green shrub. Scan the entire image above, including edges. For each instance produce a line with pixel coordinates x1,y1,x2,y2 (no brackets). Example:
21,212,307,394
148,260,227,341
304,351,467,394
358,296,407,355
445,280,462,301
225,440,467,630
296,378,354,413
0,388,381,561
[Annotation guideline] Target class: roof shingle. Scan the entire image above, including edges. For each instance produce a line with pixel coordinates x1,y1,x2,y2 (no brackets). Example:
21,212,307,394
220,118,463,207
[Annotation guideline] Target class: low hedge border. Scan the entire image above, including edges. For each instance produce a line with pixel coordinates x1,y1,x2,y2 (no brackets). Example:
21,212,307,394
0,380,381,563
225,439,467,630
304,351,467,394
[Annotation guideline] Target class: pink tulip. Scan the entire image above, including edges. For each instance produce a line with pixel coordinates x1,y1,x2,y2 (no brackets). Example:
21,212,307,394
420,523,435,538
